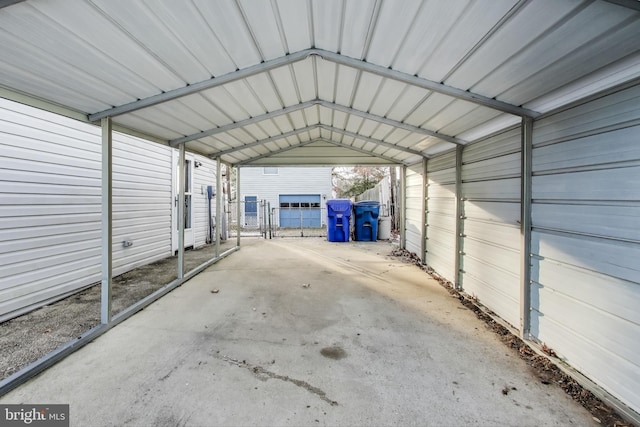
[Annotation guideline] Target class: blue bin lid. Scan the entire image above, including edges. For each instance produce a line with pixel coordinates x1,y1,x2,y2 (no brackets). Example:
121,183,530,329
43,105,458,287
327,199,352,213
355,200,380,206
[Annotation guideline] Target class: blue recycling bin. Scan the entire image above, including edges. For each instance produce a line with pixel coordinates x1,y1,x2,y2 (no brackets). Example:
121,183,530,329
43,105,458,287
326,199,352,242
354,201,380,241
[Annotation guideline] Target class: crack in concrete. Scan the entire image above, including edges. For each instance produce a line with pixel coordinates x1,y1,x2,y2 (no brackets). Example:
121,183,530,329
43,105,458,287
214,353,339,407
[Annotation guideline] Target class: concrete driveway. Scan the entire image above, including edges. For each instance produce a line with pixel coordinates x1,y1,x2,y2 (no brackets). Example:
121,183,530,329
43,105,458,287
1,238,595,426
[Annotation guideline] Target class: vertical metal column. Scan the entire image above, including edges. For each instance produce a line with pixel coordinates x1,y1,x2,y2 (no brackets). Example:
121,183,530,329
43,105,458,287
267,202,272,239
454,145,464,290
399,165,407,249
236,167,241,247
520,117,534,339
215,157,222,257
420,158,428,265
100,118,113,324
177,145,185,279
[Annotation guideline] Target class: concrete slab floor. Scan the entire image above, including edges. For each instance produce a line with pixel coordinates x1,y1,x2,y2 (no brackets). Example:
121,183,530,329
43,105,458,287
1,238,596,427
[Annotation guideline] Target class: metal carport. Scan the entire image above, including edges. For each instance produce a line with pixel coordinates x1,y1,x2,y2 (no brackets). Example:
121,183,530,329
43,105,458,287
0,0,639,422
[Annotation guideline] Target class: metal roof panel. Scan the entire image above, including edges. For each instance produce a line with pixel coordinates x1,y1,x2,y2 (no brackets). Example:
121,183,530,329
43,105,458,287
366,0,423,67
91,0,211,84
245,74,284,111
275,0,312,53
405,93,456,127
201,87,250,123
292,59,317,102
236,0,287,60
0,0,637,167
194,0,262,68
312,0,343,53
32,0,185,91
269,66,301,106
444,0,583,93
352,72,384,112
317,59,337,101
391,0,469,73
339,0,378,58
418,0,519,82
473,2,637,102
334,65,359,106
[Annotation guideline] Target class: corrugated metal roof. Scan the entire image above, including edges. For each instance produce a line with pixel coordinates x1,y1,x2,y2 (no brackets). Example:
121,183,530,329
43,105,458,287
0,0,638,166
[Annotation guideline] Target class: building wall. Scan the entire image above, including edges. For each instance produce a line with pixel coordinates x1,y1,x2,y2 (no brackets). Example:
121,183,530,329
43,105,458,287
461,127,522,328
0,98,216,322
239,166,333,227
530,85,640,413
406,85,640,414
192,157,219,248
425,151,457,280
404,164,424,259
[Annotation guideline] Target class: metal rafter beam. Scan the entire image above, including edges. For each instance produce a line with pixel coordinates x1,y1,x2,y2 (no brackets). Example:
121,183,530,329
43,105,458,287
317,125,426,157
316,100,465,145
209,125,427,159
209,126,319,158
169,100,318,146
319,138,403,164
237,139,322,165
601,0,640,11
88,50,315,122
170,99,465,147
0,0,25,9
316,50,539,118
89,49,538,122
238,137,401,166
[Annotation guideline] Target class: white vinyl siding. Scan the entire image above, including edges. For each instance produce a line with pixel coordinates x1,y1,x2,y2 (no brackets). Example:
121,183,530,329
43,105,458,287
404,164,423,260
193,157,218,248
112,133,172,274
0,100,102,321
461,127,521,328
0,98,217,322
240,167,333,227
425,151,456,282
530,85,640,412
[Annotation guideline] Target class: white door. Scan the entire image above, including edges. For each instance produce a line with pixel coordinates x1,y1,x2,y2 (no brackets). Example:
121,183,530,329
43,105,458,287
172,151,195,252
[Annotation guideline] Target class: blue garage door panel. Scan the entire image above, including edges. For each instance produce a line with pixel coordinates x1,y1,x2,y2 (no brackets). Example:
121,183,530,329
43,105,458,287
279,194,321,228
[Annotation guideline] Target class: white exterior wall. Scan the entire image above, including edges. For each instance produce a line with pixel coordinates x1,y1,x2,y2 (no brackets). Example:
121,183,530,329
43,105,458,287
192,157,218,248
0,99,216,322
112,130,172,274
240,167,333,226
404,164,424,260
461,127,522,328
0,100,104,321
530,85,640,412
425,151,457,281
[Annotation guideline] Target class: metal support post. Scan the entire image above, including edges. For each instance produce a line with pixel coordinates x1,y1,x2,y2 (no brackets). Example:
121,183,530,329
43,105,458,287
215,157,222,257
236,167,241,247
399,165,407,249
520,117,534,339
177,145,185,279
454,145,464,290
300,208,304,237
262,201,267,239
421,158,428,265
100,118,113,324
268,202,272,239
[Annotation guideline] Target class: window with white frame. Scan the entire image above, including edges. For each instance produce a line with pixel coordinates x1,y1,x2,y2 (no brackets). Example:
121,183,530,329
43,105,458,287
263,167,278,175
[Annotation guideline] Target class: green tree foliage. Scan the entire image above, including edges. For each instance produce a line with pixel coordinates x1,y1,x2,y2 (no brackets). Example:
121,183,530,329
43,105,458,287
332,166,388,198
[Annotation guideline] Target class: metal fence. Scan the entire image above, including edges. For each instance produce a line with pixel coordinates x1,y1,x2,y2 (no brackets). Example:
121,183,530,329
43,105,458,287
227,201,327,238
